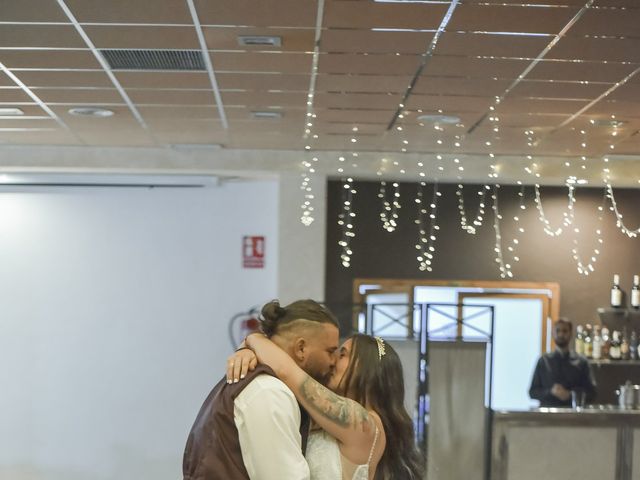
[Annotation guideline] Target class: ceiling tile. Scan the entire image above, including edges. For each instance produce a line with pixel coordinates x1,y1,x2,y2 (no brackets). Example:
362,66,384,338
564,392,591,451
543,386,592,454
324,1,449,29
436,32,551,58
1,0,68,22
35,88,123,104
527,60,637,83
316,74,409,93
136,105,219,119
498,97,589,116
203,27,314,52
425,56,530,79
508,80,613,100
569,6,640,37
550,37,640,63
315,92,401,110
222,91,306,107
320,53,419,75
116,72,211,89
83,26,199,49
606,83,640,103
587,99,640,118
446,4,581,34
213,52,312,74
0,89,37,103
17,70,113,88
0,72,16,87
406,94,494,114
0,118,57,129
0,25,84,48
0,50,101,69
217,73,309,92
194,0,317,27
318,108,392,124
73,129,157,147
413,77,511,97
63,0,194,24
321,30,435,55
128,90,216,106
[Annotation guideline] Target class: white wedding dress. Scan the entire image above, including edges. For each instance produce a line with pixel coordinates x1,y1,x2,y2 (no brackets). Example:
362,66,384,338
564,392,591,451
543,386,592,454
305,427,379,480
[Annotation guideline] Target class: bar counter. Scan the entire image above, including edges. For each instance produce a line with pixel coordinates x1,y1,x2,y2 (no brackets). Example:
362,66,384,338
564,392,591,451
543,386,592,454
491,407,640,480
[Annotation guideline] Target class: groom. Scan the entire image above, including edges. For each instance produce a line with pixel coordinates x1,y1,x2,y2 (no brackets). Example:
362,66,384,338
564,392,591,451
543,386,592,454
183,299,340,480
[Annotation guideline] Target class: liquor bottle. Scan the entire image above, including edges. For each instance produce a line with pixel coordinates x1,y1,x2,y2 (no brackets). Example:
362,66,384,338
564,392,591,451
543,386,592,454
621,329,631,360
601,327,611,359
630,331,639,361
575,325,585,355
610,331,622,360
611,274,623,308
583,324,593,359
592,325,602,360
632,275,640,309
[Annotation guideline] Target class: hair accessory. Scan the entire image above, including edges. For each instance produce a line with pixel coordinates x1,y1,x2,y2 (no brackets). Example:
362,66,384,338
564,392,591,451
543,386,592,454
375,336,386,360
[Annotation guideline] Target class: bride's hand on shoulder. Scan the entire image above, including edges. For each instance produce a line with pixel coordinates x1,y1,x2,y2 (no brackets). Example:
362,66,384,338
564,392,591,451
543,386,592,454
226,347,257,384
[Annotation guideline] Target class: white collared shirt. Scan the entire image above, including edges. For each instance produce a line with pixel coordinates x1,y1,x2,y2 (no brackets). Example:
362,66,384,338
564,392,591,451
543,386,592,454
234,374,310,480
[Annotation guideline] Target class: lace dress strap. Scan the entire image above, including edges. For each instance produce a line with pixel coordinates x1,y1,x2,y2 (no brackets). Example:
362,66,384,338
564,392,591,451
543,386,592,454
366,425,380,466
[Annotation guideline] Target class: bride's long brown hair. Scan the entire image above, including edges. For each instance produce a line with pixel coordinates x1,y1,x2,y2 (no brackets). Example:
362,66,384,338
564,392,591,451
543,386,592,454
339,334,424,480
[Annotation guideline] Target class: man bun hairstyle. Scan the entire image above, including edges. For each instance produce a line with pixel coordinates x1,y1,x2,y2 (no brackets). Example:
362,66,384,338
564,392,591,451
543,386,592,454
260,299,338,337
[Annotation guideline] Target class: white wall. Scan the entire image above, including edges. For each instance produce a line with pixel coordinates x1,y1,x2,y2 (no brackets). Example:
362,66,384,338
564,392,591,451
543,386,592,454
277,173,327,303
0,179,279,480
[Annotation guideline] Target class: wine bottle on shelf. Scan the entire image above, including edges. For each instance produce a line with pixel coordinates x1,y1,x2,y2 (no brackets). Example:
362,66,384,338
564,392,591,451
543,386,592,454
630,331,639,361
611,274,623,308
583,324,593,359
601,327,611,359
592,325,602,360
610,331,622,360
632,275,640,309
621,329,630,360
575,325,585,355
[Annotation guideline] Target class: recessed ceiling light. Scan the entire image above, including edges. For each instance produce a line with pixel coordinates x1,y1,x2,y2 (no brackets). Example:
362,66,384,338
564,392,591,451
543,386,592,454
417,114,461,125
0,108,24,116
68,107,114,118
251,111,283,119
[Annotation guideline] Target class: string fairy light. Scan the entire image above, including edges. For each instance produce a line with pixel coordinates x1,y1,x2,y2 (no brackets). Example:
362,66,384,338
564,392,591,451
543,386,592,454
337,177,357,267
378,181,401,232
571,191,605,276
414,182,441,272
606,184,640,238
502,184,527,267
456,184,488,234
491,185,513,279
299,155,318,226
533,183,576,236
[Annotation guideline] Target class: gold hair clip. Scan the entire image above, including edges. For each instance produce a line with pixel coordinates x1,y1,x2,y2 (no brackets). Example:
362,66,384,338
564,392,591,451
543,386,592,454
375,336,386,360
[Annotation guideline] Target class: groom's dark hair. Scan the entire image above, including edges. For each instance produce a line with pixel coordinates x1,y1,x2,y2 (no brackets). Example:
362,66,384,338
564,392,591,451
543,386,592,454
259,299,338,337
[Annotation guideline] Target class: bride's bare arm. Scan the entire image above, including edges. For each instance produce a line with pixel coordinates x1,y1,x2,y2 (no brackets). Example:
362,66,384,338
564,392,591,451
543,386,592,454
245,334,377,446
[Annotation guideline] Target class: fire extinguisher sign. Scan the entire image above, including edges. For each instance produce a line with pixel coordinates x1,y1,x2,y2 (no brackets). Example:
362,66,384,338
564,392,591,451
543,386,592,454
242,236,265,269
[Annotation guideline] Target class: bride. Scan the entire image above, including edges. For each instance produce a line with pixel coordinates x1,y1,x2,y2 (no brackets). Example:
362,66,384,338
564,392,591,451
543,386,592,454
229,332,423,480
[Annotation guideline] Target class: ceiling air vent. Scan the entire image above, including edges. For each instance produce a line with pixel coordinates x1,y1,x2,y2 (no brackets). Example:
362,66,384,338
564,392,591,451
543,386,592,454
100,49,205,71
238,36,282,47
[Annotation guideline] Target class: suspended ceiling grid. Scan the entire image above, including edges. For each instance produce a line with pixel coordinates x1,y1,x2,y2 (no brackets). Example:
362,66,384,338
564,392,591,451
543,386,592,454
0,0,639,182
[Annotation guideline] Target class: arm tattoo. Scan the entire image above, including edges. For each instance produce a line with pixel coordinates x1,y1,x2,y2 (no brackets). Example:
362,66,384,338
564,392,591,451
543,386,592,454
299,376,372,430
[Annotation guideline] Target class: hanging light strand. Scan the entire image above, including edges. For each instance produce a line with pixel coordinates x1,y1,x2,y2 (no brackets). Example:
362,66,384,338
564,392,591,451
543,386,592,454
415,182,441,272
337,177,357,267
571,191,605,276
492,185,513,279
299,155,318,226
378,181,401,232
533,183,576,236
456,184,488,234
607,183,640,238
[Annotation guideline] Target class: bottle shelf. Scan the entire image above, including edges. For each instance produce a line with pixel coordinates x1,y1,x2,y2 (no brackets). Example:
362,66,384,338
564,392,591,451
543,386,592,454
589,359,640,366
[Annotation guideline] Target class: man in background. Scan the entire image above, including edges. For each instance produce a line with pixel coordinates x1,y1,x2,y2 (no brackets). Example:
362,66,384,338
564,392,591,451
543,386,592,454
529,318,596,407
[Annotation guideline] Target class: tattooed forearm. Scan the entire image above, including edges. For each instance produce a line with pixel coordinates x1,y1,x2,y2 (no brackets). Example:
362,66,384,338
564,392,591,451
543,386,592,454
299,376,372,430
